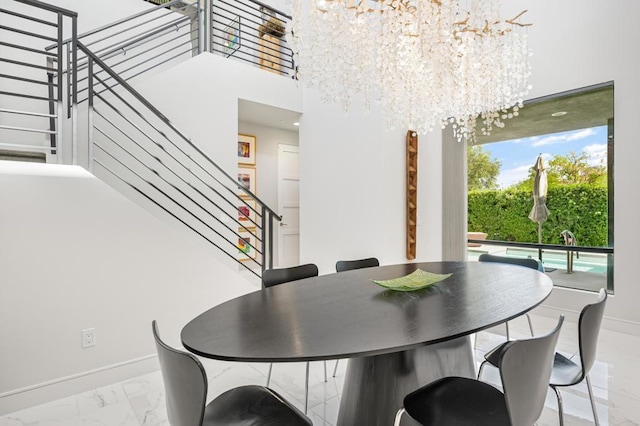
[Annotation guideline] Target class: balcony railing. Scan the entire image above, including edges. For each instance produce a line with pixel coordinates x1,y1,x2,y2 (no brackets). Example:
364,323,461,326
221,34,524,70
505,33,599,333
0,0,77,162
211,0,294,77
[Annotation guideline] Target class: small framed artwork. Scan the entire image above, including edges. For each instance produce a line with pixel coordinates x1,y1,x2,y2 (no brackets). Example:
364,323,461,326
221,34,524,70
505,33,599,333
238,134,256,165
238,198,257,224
223,16,241,57
238,228,257,261
238,166,256,195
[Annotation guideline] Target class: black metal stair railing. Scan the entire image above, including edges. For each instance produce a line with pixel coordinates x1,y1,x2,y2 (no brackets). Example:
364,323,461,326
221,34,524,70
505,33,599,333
45,0,200,111
3,0,284,276
211,0,295,77
79,41,279,276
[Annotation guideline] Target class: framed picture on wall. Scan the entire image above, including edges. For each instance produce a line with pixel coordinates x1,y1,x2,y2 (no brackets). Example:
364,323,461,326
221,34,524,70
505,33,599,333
237,166,256,195
238,228,257,261
238,134,256,165
238,198,257,225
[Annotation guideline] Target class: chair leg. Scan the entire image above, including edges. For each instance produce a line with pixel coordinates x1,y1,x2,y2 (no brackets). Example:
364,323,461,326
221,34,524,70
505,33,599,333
394,408,406,426
526,313,535,336
552,386,565,426
585,374,600,426
505,321,510,340
332,359,340,377
324,361,327,382
477,359,488,380
304,361,310,414
266,362,273,387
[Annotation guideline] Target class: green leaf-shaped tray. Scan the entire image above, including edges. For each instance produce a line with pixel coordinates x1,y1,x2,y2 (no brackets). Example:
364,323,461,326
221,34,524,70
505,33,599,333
370,269,452,292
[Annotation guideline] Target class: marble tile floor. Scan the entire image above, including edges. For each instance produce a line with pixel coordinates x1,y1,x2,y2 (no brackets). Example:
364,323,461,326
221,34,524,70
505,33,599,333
2,312,640,425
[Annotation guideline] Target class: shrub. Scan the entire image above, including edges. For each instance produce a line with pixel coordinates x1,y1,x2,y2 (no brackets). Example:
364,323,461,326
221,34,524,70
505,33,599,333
468,185,608,247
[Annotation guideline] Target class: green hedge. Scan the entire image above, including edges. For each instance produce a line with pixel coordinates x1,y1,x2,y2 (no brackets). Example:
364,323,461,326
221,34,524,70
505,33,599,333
468,185,608,247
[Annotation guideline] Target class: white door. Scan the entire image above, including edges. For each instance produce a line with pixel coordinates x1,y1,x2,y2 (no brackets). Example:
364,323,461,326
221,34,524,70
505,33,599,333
277,144,300,267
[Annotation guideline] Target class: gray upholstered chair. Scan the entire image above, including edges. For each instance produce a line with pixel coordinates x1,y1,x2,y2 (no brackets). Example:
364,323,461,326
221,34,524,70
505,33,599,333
262,263,322,414
478,253,543,339
152,320,311,426
332,257,380,377
395,316,564,426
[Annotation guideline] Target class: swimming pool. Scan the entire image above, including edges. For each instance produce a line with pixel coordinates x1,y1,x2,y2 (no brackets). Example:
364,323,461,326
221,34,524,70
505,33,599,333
468,247,609,274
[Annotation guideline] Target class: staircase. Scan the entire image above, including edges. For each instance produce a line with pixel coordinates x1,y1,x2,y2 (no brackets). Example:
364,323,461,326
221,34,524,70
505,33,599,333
0,0,294,277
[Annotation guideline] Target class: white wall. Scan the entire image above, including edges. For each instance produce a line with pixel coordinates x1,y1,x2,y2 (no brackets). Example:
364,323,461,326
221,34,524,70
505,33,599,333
299,89,444,275
137,53,302,187
0,161,258,414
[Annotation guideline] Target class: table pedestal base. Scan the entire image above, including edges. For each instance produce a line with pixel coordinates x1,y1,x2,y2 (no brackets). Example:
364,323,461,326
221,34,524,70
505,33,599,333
337,336,475,426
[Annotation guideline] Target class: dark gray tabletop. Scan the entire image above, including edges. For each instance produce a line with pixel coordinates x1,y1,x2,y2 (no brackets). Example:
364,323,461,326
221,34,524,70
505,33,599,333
181,261,553,362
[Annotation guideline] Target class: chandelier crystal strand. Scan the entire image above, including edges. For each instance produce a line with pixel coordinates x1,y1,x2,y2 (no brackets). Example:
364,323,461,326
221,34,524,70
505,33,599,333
288,0,531,143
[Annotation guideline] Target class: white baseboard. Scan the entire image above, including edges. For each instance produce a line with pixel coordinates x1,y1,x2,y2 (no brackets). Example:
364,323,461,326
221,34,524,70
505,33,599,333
0,354,159,416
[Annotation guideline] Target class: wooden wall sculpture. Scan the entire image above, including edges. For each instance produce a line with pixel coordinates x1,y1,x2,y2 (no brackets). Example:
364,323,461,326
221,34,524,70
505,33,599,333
406,130,418,260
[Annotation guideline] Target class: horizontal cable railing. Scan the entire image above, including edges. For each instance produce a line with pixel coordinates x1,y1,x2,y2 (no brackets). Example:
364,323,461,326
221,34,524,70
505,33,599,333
80,41,280,277
46,0,200,110
466,239,614,255
0,0,77,162
211,0,294,77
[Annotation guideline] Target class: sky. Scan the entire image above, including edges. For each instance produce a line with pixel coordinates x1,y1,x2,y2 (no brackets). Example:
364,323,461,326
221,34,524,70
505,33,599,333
482,126,609,189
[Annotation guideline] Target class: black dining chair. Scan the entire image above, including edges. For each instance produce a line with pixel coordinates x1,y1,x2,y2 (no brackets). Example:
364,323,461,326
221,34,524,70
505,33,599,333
332,257,380,377
152,320,312,426
394,316,564,426
262,263,322,414
335,257,380,273
478,253,542,339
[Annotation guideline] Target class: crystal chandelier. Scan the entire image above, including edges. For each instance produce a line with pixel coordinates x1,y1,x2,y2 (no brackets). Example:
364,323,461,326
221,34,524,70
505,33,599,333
289,0,532,142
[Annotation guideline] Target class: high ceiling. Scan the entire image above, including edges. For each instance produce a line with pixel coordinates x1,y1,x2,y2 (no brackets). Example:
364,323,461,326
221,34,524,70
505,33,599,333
474,83,614,145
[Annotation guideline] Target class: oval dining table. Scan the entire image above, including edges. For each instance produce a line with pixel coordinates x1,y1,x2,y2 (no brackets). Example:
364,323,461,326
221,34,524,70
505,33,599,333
181,261,553,426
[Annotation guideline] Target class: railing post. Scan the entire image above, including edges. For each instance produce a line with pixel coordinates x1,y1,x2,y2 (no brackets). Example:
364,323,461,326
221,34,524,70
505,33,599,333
201,0,212,53
261,205,267,272
268,212,274,270
195,0,202,54
56,13,64,164
87,56,94,173
71,15,78,166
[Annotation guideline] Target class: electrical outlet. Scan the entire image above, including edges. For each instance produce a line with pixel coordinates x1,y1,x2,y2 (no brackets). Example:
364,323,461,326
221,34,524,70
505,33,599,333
82,328,96,348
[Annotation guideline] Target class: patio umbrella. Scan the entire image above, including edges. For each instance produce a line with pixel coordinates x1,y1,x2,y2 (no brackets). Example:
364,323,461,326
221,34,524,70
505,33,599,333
529,155,550,260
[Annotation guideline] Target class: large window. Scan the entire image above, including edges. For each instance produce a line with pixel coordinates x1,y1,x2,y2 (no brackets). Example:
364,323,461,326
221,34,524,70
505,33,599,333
466,82,614,293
